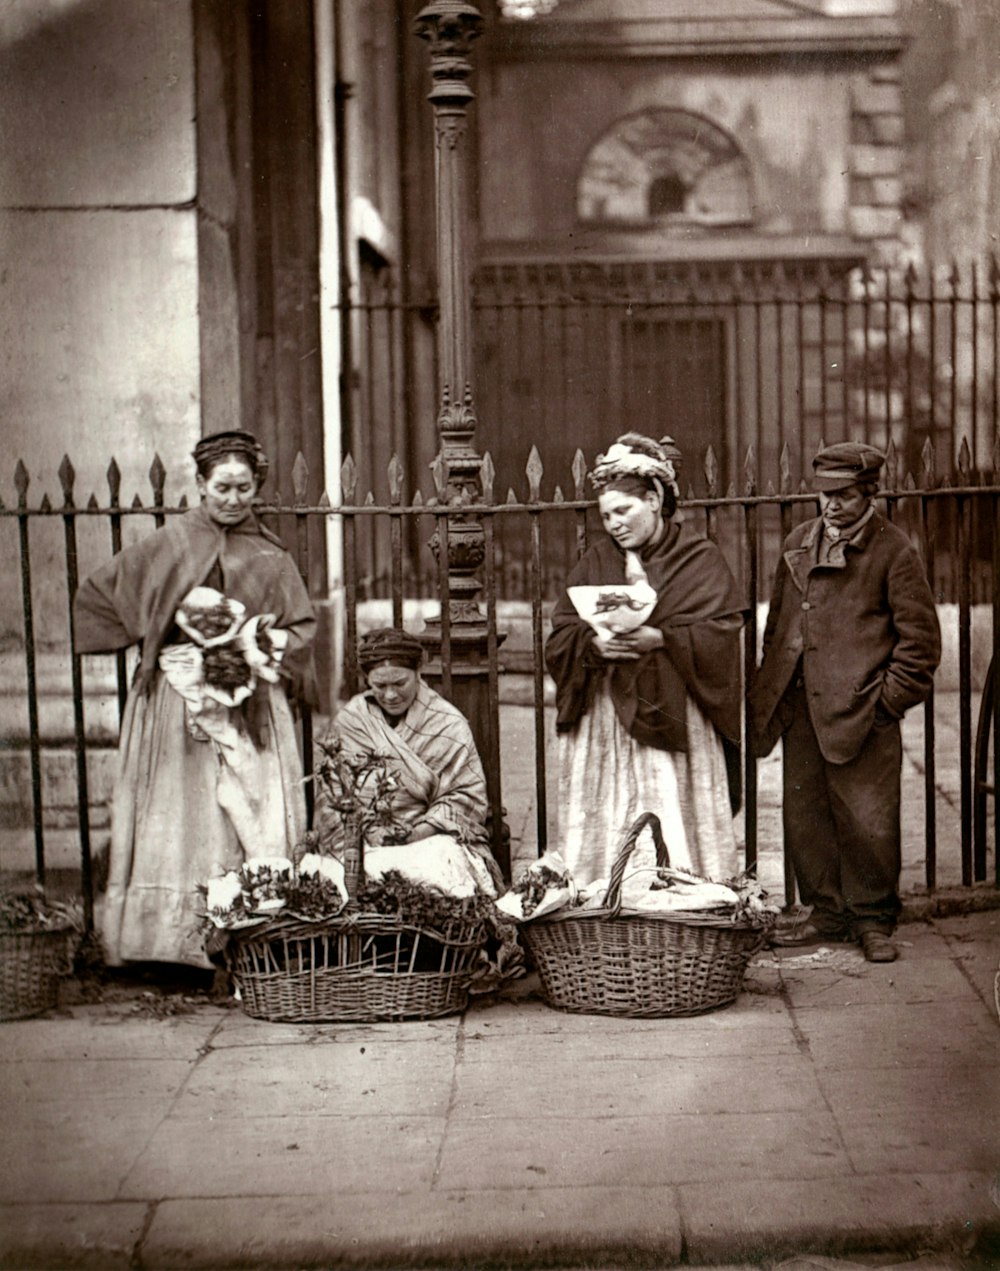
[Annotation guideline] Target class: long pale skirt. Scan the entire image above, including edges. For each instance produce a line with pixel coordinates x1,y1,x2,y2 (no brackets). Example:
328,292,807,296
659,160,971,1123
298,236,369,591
99,676,306,968
557,678,738,890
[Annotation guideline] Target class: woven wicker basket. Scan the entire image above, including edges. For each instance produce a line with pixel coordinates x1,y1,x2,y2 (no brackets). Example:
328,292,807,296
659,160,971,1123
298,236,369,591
0,926,75,1021
226,910,487,1023
522,813,768,1018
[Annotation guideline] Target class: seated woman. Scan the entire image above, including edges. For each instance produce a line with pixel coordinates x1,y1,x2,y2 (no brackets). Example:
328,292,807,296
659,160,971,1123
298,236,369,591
545,432,746,888
316,627,502,897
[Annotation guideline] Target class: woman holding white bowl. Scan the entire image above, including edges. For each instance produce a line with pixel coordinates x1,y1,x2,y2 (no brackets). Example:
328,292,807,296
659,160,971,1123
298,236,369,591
545,433,746,887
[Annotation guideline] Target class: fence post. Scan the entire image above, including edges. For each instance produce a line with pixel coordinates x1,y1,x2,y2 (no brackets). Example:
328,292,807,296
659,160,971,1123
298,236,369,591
414,1,508,875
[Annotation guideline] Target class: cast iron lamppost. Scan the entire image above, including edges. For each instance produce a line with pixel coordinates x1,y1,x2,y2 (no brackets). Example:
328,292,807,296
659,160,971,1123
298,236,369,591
414,0,508,875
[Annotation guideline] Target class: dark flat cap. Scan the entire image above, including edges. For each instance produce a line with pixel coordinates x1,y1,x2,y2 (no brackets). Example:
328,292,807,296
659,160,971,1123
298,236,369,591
812,442,885,491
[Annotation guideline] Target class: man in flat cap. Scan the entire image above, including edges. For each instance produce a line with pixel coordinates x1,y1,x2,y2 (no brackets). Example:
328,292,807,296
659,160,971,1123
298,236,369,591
749,442,940,962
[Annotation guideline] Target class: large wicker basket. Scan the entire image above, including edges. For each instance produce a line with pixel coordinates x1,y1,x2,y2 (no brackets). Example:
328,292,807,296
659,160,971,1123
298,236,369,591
0,926,75,1021
522,813,768,1018
226,909,487,1023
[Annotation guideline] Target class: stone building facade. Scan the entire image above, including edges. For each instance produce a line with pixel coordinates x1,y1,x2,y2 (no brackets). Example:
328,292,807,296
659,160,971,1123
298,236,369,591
469,0,908,505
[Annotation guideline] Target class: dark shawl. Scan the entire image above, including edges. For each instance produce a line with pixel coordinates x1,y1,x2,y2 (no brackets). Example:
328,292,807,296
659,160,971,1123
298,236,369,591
73,501,317,704
545,520,746,805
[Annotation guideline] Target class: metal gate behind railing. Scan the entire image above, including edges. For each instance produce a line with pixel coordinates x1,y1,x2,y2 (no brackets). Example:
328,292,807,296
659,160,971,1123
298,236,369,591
349,258,1000,574
1,446,998,929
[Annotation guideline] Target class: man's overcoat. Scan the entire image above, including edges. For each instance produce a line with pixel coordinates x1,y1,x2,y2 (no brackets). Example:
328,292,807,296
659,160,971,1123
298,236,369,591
748,513,940,764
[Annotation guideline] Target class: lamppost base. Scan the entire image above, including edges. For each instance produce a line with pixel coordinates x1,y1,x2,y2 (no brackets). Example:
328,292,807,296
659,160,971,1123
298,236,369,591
420,622,510,879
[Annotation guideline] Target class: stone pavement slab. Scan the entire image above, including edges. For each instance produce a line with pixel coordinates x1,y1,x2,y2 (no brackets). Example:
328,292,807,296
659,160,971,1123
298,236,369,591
679,1172,998,1265
788,998,998,1070
936,911,1000,1008
172,1037,457,1119
4,1056,191,1104
815,1062,996,1114
0,913,997,1268
0,1202,147,1270
836,1102,999,1175
119,1113,446,1199
763,943,982,1009
0,1010,220,1060
435,1110,851,1191
141,1186,684,1269
451,1053,821,1119
0,1098,169,1204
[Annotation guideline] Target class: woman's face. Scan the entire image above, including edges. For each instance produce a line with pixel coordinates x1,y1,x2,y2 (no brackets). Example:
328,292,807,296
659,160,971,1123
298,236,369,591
197,457,258,526
367,663,420,718
598,488,663,550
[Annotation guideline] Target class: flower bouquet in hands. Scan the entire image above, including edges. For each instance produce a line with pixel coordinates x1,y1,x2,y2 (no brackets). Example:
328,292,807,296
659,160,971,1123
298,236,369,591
165,586,287,710
175,586,246,646
239,615,289,684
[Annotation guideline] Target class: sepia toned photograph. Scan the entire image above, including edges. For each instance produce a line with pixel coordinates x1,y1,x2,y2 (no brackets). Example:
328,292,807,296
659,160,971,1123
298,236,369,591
0,1,998,1268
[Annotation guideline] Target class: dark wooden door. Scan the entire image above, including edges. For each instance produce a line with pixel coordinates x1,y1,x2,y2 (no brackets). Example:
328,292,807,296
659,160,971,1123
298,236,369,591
473,298,729,598
618,314,727,491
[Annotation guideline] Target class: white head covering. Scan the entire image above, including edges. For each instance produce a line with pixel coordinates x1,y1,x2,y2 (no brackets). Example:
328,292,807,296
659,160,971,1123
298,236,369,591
588,433,680,501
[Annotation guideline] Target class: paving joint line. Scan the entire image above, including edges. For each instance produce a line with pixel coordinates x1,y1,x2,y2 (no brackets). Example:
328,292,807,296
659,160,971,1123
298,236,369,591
430,1011,466,1192
112,1015,227,1204
129,1198,158,1270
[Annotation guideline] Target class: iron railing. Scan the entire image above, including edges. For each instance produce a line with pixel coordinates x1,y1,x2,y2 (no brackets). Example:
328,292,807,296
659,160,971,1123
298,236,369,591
1,445,998,930
348,258,1000,596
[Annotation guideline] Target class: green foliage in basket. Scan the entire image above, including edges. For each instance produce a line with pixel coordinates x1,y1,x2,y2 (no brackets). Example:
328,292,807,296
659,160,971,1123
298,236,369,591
0,889,84,935
283,871,347,921
355,870,503,936
239,860,292,911
202,857,348,928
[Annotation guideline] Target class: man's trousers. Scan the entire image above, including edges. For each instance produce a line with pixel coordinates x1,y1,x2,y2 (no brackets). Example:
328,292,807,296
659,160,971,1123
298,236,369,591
781,684,903,936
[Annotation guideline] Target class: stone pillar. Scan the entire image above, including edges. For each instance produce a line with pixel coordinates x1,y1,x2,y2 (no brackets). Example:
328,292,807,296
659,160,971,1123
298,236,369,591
413,1,508,875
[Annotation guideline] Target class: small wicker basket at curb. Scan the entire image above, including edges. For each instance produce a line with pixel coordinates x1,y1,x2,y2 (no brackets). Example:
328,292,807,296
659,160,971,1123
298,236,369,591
0,927,76,1021
522,812,768,1018
226,910,487,1024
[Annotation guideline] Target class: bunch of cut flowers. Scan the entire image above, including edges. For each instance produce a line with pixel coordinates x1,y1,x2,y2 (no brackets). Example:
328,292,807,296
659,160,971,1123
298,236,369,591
202,736,525,991
496,851,576,921
499,851,779,929
310,734,408,848
204,854,349,931
167,585,289,709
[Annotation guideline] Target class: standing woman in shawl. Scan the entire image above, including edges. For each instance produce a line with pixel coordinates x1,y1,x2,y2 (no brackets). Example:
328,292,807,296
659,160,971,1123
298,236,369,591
316,628,503,896
74,431,317,968
545,433,745,886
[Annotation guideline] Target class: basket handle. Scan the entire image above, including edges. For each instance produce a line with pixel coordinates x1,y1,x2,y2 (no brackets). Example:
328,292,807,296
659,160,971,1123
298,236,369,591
604,812,670,917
